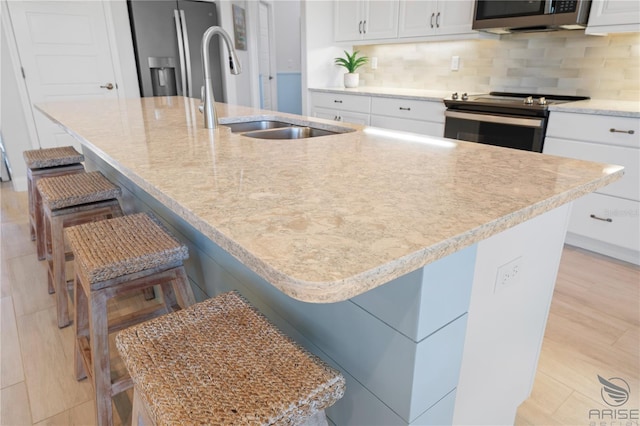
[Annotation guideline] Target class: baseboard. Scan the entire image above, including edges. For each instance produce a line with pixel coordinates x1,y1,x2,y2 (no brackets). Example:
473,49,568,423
565,232,640,266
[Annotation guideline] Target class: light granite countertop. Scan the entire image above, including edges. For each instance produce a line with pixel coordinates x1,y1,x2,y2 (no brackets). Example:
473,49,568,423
36,96,623,303
311,87,640,117
549,99,640,118
309,86,454,102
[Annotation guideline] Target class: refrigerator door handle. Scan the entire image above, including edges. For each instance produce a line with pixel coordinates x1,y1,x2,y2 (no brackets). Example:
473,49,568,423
179,9,193,98
174,9,187,96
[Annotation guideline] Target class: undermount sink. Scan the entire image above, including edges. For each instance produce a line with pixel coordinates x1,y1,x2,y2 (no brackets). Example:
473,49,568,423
221,119,354,140
223,120,292,133
243,126,339,139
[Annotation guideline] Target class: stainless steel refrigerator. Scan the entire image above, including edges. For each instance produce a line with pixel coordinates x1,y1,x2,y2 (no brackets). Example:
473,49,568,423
128,0,225,101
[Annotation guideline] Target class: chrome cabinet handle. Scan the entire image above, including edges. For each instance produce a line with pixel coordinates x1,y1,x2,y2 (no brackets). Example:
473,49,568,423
610,128,635,135
359,20,362,34
590,214,613,223
430,13,435,28
399,107,411,111
436,12,441,28
100,83,114,90
334,100,343,103
363,20,367,34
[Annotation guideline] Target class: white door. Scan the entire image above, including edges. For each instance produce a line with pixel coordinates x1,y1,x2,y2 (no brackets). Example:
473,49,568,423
258,1,277,111
398,0,437,38
334,0,363,41
436,0,476,36
7,1,119,150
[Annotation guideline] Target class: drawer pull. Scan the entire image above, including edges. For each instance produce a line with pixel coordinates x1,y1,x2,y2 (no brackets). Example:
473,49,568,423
399,107,411,111
334,100,343,104
610,128,635,135
590,214,613,223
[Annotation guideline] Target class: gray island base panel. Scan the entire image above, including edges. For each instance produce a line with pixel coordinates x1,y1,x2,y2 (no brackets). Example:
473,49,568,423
36,97,621,425
86,148,570,426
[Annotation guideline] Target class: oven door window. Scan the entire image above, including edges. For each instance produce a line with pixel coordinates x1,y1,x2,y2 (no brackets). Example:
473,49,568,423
444,111,546,152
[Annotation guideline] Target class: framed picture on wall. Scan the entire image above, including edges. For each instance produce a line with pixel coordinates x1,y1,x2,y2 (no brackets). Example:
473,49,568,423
232,4,247,51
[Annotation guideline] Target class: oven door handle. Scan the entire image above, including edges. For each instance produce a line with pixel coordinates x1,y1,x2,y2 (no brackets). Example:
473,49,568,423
445,111,544,128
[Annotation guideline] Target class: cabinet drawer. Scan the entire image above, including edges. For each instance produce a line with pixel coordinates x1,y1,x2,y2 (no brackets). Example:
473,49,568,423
371,97,445,122
313,107,370,126
568,192,639,252
310,92,371,113
547,112,640,148
370,115,443,137
544,137,639,201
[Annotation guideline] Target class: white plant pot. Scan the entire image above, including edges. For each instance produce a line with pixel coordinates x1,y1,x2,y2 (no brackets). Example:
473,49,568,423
344,73,359,88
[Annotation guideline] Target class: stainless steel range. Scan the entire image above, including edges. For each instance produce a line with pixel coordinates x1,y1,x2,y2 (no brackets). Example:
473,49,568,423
443,92,589,152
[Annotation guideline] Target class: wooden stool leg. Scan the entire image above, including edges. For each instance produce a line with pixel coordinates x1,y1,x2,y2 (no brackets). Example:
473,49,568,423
131,387,154,426
74,273,89,381
89,290,113,426
27,174,36,241
43,213,55,294
51,215,71,328
35,184,46,260
173,266,196,308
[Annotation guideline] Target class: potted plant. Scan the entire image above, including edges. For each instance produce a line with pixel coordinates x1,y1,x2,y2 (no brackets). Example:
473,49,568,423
334,50,368,88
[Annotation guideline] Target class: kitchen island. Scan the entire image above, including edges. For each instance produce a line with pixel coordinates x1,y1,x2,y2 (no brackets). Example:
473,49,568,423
37,96,622,425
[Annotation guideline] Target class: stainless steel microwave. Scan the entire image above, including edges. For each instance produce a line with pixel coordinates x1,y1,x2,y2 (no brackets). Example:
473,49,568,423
472,0,592,34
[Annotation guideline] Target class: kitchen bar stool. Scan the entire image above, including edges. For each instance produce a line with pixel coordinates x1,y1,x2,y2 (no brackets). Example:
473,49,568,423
66,212,196,426
37,171,123,327
23,146,84,260
116,291,346,426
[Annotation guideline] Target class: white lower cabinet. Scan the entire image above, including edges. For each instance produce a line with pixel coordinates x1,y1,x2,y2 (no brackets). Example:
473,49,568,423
544,110,639,264
314,107,370,125
310,91,445,137
370,96,445,137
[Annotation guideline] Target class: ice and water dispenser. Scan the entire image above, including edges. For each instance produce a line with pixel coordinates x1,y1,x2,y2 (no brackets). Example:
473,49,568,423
148,57,177,96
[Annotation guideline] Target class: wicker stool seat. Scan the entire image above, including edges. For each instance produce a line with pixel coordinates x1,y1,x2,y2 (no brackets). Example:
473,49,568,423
37,171,123,328
116,291,346,426
24,146,84,169
67,212,196,426
23,146,84,259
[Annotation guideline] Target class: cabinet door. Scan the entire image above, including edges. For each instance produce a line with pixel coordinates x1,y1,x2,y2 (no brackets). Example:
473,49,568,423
313,107,340,122
363,0,399,40
340,111,371,125
334,0,364,41
587,0,640,30
436,0,476,36
312,107,370,125
398,0,436,37
371,115,443,136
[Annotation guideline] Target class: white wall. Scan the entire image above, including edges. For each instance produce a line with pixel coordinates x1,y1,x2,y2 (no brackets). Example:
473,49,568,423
302,0,346,115
219,0,258,107
274,1,301,73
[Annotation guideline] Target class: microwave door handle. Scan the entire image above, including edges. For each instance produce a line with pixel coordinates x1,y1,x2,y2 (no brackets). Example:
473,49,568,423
179,9,193,98
174,10,187,96
545,0,554,14
445,111,544,128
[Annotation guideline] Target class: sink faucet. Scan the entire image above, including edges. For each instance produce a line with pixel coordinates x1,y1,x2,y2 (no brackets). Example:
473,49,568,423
200,26,241,129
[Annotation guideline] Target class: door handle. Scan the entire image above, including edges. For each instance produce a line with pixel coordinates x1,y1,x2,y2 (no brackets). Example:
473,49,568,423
590,214,613,223
436,12,441,28
179,10,193,97
430,13,435,28
100,83,114,90
610,128,635,135
269,76,274,80
174,10,187,96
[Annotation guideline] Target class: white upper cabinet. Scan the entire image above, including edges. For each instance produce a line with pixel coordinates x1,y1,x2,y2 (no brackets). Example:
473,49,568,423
586,0,640,34
334,0,399,42
399,0,476,38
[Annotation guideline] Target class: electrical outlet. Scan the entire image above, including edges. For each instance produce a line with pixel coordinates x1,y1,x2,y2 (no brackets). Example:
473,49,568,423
371,57,378,70
451,55,460,71
495,256,522,293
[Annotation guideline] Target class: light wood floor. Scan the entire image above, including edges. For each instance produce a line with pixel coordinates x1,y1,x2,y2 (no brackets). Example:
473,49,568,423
1,181,638,425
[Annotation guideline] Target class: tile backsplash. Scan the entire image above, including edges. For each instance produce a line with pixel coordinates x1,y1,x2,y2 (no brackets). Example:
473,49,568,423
358,31,640,100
